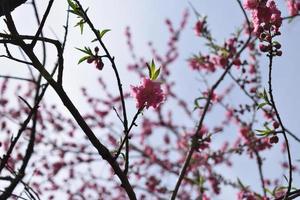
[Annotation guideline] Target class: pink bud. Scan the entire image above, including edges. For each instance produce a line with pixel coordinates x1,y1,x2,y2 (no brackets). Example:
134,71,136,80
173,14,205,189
87,57,94,63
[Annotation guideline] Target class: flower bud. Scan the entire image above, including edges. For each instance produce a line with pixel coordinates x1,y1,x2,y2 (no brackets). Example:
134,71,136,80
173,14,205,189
87,57,94,63
269,135,279,144
259,44,269,52
276,50,282,56
96,59,104,70
273,42,281,49
273,121,280,129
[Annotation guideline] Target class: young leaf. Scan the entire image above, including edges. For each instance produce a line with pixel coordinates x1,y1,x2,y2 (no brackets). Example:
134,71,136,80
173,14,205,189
237,178,247,190
265,188,274,197
78,55,91,64
257,102,268,110
263,89,271,104
67,0,81,16
67,0,77,11
120,152,126,161
75,47,92,55
152,68,161,80
193,97,206,110
150,60,156,74
146,62,153,79
68,9,79,15
100,29,111,38
75,19,85,34
149,60,157,79
91,29,111,42
255,129,273,136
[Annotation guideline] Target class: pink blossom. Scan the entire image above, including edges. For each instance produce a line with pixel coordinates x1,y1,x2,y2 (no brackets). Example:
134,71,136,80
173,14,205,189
239,126,250,141
245,0,282,34
188,56,216,72
243,0,259,9
202,193,211,200
194,20,204,36
287,0,300,16
131,78,165,109
237,190,257,200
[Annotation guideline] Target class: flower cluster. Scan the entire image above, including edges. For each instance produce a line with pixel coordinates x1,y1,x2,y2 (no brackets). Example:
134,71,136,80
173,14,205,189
188,37,242,72
86,47,104,70
244,0,282,37
243,0,260,10
237,190,260,200
131,78,165,109
286,0,300,16
2,1,300,199
244,0,283,56
188,55,216,72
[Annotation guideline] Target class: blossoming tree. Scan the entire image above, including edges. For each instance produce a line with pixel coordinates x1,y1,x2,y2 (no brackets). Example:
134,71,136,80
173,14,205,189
0,0,300,199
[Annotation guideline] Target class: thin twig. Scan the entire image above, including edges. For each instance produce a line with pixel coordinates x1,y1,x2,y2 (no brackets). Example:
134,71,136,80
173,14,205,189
30,0,54,48
4,9,136,200
267,50,292,200
170,0,252,198
114,107,144,160
0,75,35,83
73,0,132,174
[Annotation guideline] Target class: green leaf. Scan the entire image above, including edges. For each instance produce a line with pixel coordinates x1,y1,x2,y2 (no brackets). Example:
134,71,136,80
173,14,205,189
195,176,205,186
79,22,84,34
265,188,274,197
146,59,162,80
152,68,160,80
100,29,111,38
255,129,273,136
91,29,111,42
67,0,82,16
149,60,156,80
283,175,288,183
84,8,89,15
75,19,85,34
257,102,268,110
150,59,155,68
120,152,126,160
146,64,152,79
75,47,92,55
150,59,155,73
237,178,247,190
193,97,206,110
257,88,272,109
68,9,79,15
263,88,267,99
67,0,77,10
263,89,271,104
78,55,91,64
146,61,153,79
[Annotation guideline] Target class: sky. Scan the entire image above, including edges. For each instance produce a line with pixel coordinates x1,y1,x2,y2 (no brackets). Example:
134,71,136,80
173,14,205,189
0,0,299,199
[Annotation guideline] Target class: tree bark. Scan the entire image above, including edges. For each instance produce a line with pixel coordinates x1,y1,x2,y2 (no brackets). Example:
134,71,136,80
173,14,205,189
0,0,27,16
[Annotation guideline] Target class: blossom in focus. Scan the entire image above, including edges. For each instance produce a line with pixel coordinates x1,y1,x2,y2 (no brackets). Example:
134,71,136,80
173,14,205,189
131,78,165,109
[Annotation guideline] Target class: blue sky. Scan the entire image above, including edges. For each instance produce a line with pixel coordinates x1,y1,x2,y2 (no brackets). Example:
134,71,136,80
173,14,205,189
1,0,299,199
